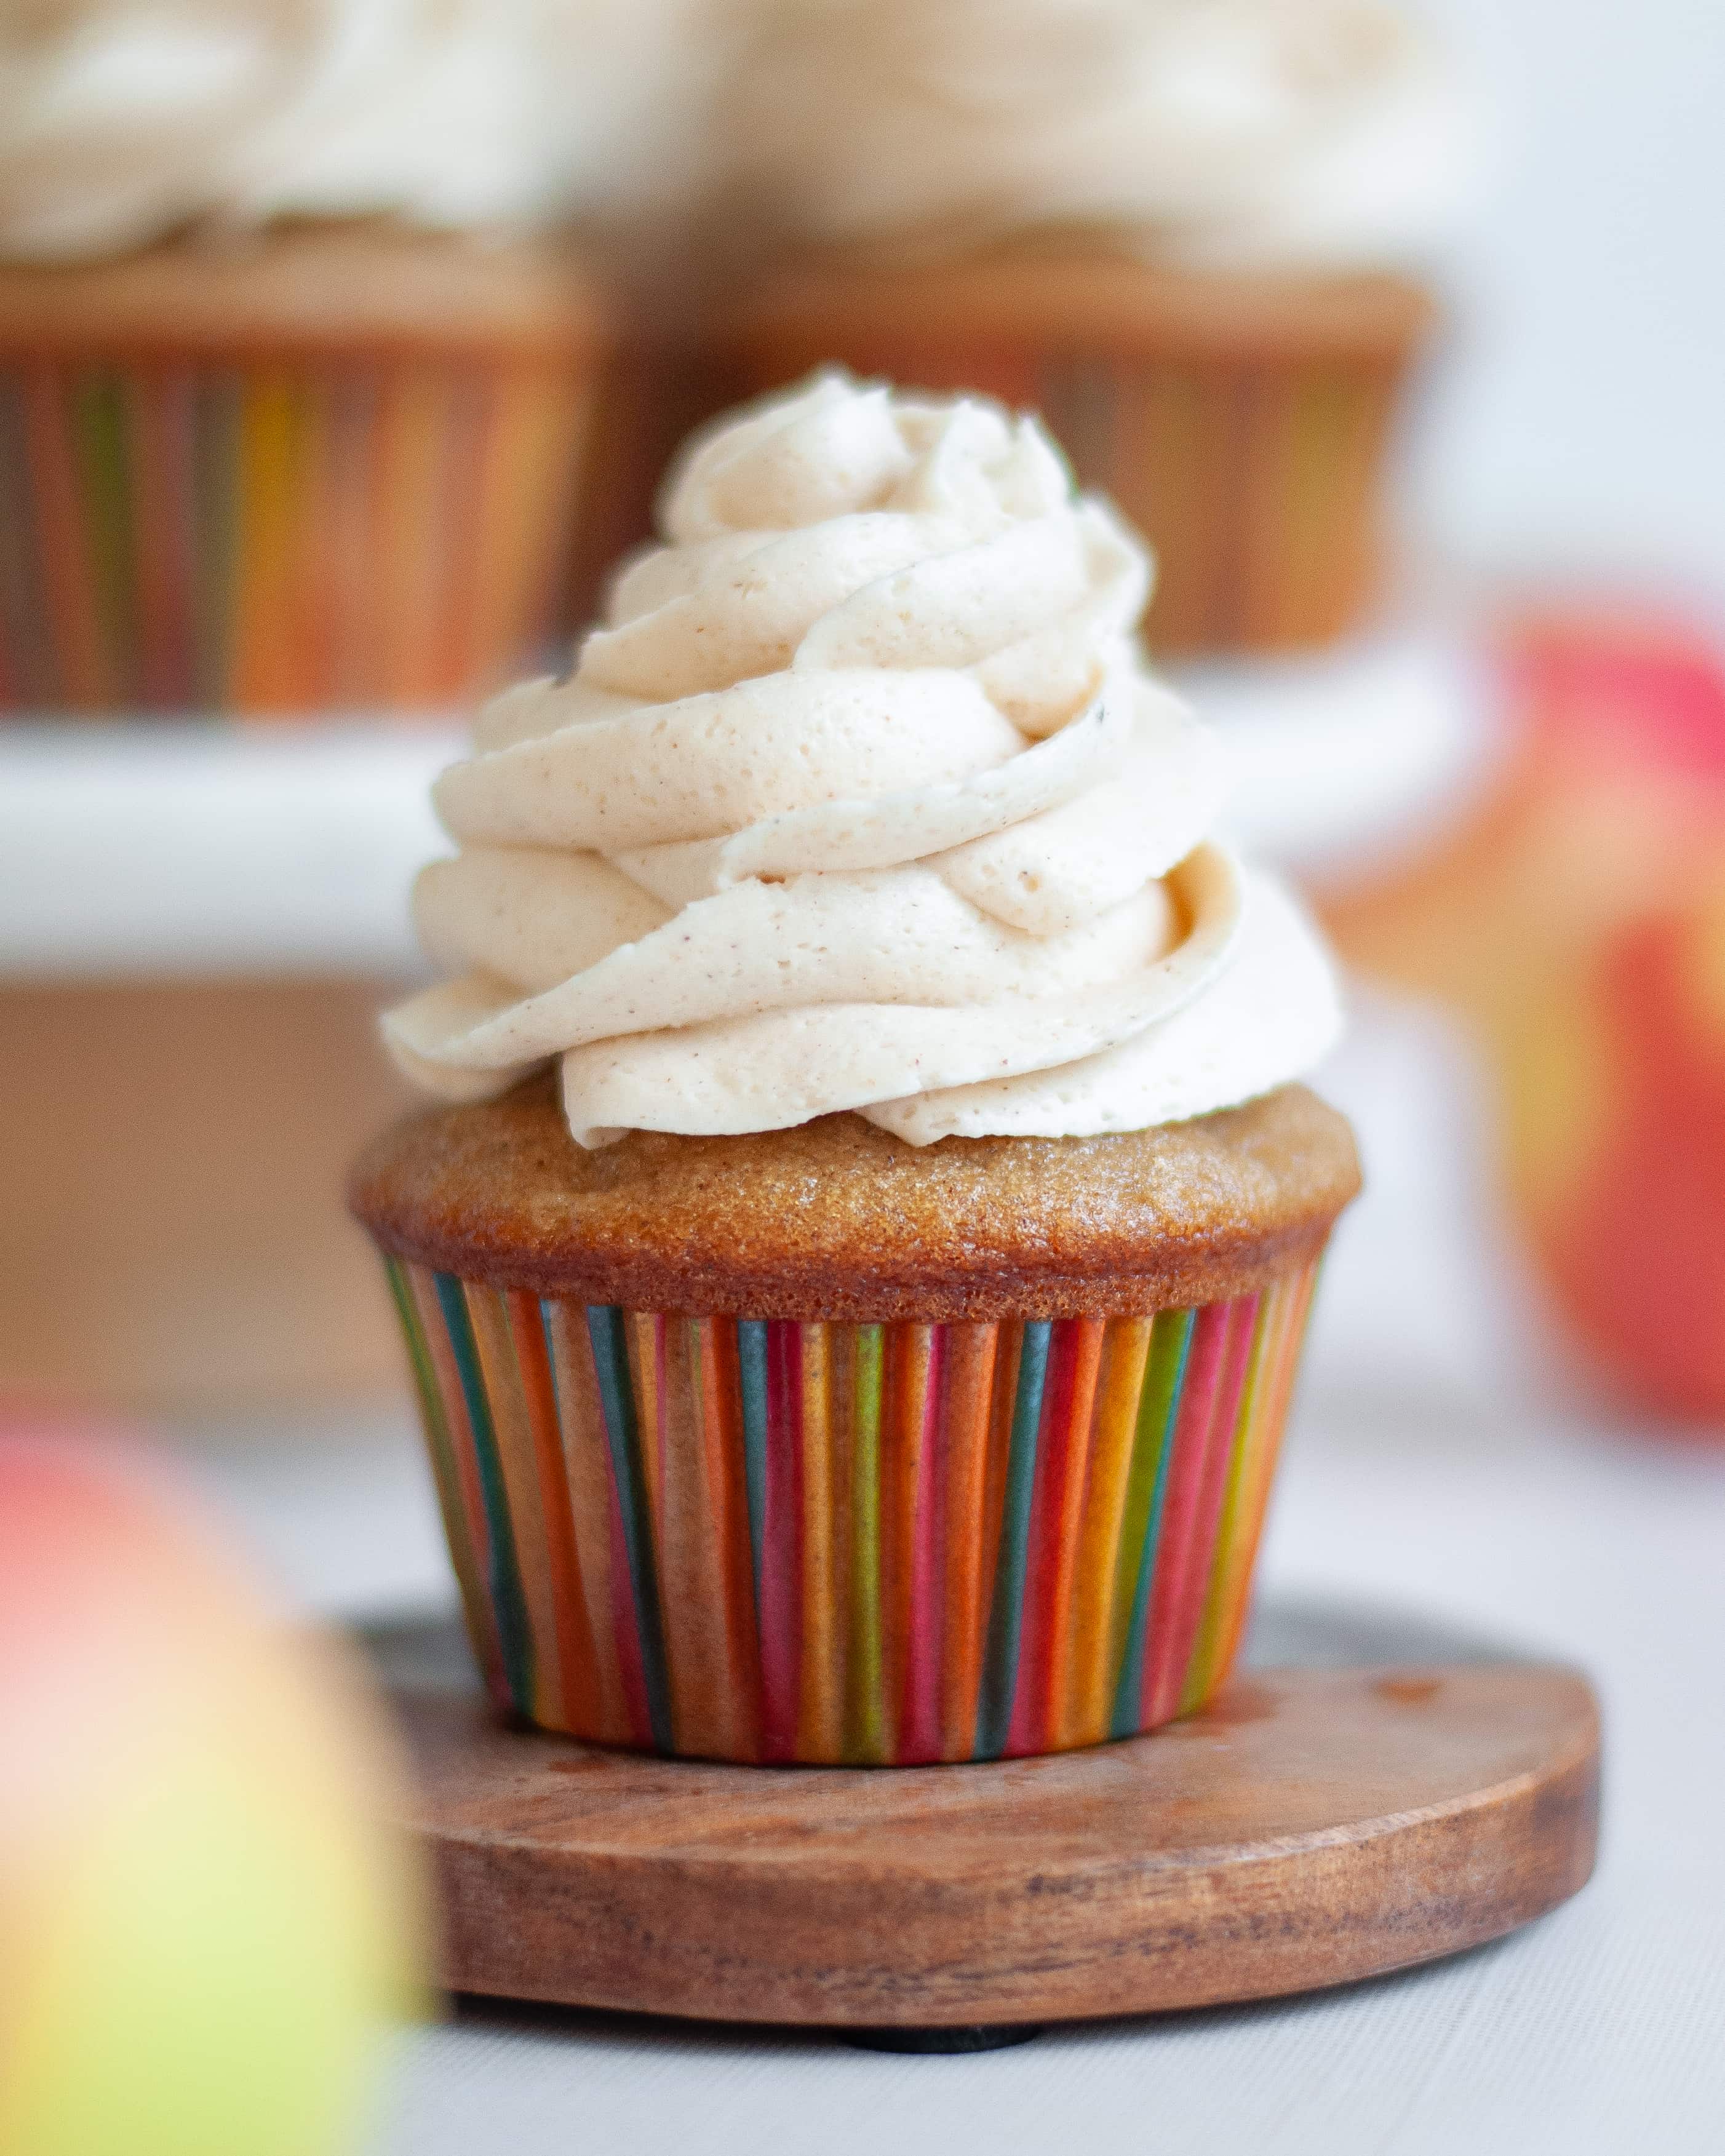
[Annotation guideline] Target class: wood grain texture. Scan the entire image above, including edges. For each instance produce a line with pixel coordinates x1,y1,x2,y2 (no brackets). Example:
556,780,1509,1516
392,1663,1599,2029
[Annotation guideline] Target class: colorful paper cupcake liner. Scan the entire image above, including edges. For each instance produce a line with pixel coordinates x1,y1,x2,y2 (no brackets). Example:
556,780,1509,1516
0,357,592,714
731,337,1404,656
1041,352,1401,655
382,1258,1323,1764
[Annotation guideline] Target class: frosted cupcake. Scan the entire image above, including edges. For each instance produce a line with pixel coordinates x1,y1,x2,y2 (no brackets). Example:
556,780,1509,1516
0,0,612,716
349,374,1359,1763
707,0,1481,657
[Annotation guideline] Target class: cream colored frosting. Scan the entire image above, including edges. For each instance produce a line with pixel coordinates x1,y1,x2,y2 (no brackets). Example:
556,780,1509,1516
726,0,1479,269
0,0,598,258
384,373,1342,1146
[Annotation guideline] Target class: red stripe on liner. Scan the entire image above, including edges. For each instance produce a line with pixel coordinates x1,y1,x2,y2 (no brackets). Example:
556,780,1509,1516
1137,1300,1232,1727
759,1320,805,1762
699,1320,765,1762
1005,1319,1100,1760
506,1290,600,1738
1152,1296,1261,1722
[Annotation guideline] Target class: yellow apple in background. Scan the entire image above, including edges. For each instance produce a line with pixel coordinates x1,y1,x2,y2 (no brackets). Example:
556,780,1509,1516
0,1429,425,2156
1323,609,1725,1423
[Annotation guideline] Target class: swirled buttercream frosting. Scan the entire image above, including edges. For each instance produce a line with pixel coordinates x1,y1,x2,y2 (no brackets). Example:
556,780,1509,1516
725,0,1480,269
384,373,1342,1145
0,0,610,258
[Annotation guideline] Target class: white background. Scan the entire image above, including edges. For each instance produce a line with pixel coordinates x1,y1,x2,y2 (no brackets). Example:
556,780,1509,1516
1412,0,1725,589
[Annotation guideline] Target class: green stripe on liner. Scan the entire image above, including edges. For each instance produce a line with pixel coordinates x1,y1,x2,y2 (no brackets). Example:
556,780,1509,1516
736,1319,770,1604
386,1259,490,1665
974,1321,1052,1761
1109,1308,1196,1740
585,1306,673,1754
846,1325,886,1764
73,372,136,706
433,1272,534,1717
386,1260,460,1517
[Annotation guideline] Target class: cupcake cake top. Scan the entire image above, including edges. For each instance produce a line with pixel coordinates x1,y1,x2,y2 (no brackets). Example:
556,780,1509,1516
385,372,1342,1148
0,0,584,259
723,0,1480,269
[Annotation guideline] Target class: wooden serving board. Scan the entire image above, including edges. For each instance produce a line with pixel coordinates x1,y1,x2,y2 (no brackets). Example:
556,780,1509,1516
389,1660,1599,2032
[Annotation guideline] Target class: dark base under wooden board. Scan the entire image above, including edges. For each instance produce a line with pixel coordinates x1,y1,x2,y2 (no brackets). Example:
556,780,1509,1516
388,1661,1599,2032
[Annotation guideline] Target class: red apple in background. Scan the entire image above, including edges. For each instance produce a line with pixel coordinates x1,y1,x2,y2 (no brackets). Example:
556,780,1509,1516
1322,608,1725,1424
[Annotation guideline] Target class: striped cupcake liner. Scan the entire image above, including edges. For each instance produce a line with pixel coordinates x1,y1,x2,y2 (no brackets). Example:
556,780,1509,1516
381,1258,1323,1764
730,337,1406,657
1040,352,1403,656
0,357,593,714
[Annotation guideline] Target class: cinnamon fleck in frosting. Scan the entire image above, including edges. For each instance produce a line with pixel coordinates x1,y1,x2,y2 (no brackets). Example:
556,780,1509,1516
384,372,1343,1148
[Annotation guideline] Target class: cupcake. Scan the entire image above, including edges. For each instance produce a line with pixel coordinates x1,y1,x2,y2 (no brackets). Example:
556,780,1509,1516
349,373,1359,1762
554,0,775,629
0,1,612,716
705,0,1480,658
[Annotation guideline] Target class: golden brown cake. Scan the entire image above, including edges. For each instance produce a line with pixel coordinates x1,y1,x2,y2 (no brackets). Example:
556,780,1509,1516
350,1072,1359,1321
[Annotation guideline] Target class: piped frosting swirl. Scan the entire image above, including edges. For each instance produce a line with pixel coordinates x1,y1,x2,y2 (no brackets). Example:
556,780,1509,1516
0,0,586,259
724,0,1480,270
385,372,1341,1145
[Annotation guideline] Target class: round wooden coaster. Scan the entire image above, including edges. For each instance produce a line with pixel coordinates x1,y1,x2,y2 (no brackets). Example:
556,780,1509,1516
387,1659,1598,2031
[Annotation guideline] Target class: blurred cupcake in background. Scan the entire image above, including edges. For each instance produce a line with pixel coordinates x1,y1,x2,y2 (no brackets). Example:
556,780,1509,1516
549,0,763,626
708,0,1484,657
0,0,616,718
